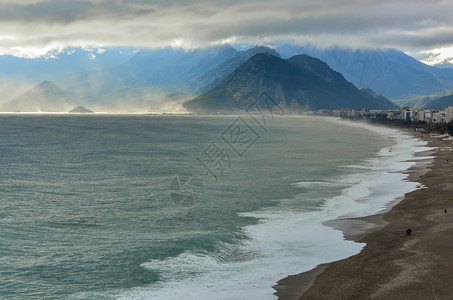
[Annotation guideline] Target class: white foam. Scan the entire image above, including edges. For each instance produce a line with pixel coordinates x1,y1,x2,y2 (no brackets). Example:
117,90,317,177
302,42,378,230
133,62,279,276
291,179,348,188
107,211,363,300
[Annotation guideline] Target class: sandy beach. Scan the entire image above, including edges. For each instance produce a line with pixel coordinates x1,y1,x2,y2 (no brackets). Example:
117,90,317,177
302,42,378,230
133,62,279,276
275,128,453,299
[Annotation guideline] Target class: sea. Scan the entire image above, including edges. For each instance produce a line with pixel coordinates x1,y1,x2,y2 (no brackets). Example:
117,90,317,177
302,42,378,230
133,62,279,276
0,114,431,299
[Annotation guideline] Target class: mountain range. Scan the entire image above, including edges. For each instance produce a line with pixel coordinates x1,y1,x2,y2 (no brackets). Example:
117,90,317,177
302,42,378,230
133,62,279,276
0,47,138,84
2,43,453,112
273,44,453,100
184,53,399,112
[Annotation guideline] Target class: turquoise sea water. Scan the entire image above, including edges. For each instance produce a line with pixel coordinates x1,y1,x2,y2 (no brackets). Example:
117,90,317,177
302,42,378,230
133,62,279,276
0,115,429,299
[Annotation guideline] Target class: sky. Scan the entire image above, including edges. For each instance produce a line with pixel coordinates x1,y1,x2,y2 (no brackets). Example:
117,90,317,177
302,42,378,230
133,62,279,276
1,0,453,64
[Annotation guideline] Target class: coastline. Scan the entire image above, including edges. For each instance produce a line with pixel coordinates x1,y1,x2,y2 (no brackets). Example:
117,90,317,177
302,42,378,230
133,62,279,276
274,126,453,299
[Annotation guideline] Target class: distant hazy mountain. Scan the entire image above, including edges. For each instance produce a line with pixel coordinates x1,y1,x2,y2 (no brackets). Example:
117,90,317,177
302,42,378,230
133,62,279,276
65,44,238,101
434,62,453,69
273,44,453,100
396,96,437,109
0,80,76,112
184,53,399,112
161,92,192,102
423,94,453,109
123,44,237,92
394,89,453,109
0,47,138,84
193,45,280,94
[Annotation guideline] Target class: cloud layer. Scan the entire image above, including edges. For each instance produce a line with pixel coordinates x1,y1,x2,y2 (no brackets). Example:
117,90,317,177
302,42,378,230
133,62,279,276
1,0,453,57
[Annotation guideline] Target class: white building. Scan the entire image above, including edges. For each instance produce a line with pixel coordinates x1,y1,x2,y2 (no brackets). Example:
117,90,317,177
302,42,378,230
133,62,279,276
417,109,432,122
424,109,432,122
432,109,447,123
416,110,424,122
401,107,414,121
446,106,453,123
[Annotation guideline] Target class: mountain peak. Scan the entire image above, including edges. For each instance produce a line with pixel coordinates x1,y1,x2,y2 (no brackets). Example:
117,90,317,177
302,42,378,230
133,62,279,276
245,45,280,58
0,80,76,112
248,52,283,63
239,53,295,76
218,43,236,51
38,79,57,87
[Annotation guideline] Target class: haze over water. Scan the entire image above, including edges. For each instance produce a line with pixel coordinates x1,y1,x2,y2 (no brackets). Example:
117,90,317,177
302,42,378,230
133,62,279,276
0,114,428,299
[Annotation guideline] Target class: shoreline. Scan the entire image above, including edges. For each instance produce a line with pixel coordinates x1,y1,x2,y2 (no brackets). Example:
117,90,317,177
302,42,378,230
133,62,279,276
274,127,452,299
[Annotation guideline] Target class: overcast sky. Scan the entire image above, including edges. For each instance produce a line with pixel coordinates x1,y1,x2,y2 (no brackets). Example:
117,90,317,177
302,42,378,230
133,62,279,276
1,0,453,64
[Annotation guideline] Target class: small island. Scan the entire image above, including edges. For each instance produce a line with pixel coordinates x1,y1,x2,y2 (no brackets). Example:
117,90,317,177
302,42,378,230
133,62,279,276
69,106,94,113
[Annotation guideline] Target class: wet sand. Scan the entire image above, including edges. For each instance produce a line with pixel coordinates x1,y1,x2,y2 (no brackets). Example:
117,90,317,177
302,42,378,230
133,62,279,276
274,130,453,299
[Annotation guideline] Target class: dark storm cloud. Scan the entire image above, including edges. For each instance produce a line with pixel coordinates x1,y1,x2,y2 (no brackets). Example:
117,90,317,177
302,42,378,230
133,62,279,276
1,0,453,57
0,0,155,23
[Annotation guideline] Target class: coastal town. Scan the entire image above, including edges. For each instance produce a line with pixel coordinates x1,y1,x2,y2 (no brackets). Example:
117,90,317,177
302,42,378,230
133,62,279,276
314,105,453,124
